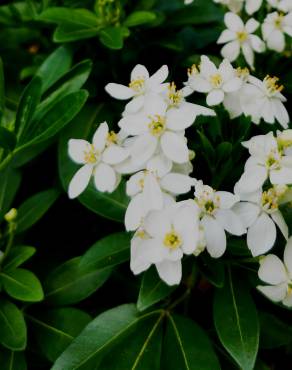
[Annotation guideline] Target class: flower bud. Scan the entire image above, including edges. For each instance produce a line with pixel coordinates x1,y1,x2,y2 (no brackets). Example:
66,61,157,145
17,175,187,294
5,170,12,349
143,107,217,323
4,208,17,222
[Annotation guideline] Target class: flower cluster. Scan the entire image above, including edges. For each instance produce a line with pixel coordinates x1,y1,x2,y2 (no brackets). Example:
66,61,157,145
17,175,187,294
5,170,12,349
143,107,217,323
214,0,292,68
67,59,292,307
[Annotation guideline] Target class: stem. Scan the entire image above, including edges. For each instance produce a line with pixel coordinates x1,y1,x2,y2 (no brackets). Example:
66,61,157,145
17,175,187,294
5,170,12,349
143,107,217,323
0,153,13,173
1,223,16,264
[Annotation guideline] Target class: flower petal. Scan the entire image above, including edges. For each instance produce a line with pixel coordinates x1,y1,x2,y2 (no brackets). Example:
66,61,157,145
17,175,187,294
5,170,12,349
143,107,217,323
284,238,292,276
270,166,292,185
217,191,239,208
68,139,89,164
143,173,164,212
161,131,189,163
102,145,129,165
246,18,260,33
257,283,287,302
201,215,226,258
148,65,168,85
131,133,158,166
247,213,276,256
271,210,289,240
258,254,287,285
131,64,149,81
236,165,267,193
105,83,134,99
156,260,182,285
225,12,244,31
161,173,194,195
232,202,260,228
125,95,145,114
93,122,108,151
216,209,246,236
68,164,92,199
125,194,145,231
206,89,224,106
221,41,240,62
130,238,151,275
217,29,236,44
94,163,117,193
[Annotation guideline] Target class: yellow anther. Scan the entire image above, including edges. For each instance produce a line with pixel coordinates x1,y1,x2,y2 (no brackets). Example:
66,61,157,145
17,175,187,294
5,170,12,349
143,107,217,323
236,31,248,43
129,77,145,93
274,13,284,29
236,67,250,79
266,149,281,169
210,73,222,88
188,64,199,77
261,187,279,211
148,115,166,137
136,230,147,239
84,144,99,164
264,75,284,94
107,131,118,145
168,82,183,107
163,230,182,250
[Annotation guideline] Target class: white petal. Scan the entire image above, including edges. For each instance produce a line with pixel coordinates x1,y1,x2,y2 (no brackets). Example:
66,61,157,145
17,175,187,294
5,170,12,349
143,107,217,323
271,99,289,129
267,30,285,52
247,213,276,256
94,163,117,193
156,260,182,286
102,145,129,165
126,171,144,196
143,173,164,212
200,55,217,78
125,194,145,231
232,202,261,228
236,165,267,193
215,209,246,236
246,0,262,14
284,238,292,276
130,238,151,275
257,283,287,302
131,64,149,81
271,210,289,240
161,131,189,163
270,166,292,185
258,254,287,284
217,191,239,209
68,139,88,164
125,95,145,114
144,209,171,238
131,133,158,166
201,215,226,258
161,173,194,195
217,29,236,44
181,229,199,255
93,122,108,151
221,41,240,62
222,77,242,93
282,291,292,307
68,164,92,199
148,65,168,85
225,12,244,31
242,43,254,69
246,18,260,33
105,83,134,99
146,154,172,177
190,76,212,92
118,114,149,136
206,89,224,106
249,35,265,52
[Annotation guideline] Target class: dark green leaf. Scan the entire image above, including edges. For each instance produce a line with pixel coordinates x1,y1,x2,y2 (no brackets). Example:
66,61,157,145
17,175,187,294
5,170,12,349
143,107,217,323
124,11,157,27
44,257,111,306
259,312,292,349
16,188,59,233
0,298,27,351
0,57,5,124
198,254,225,288
80,232,131,271
0,127,16,151
99,26,125,50
3,246,36,271
28,308,92,362
52,304,163,370
0,268,44,302
137,266,176,311
54,23,100,42
0,167,21,220
0,348,27,370
38,7,100,27
213,269,259,370
162,314,221,370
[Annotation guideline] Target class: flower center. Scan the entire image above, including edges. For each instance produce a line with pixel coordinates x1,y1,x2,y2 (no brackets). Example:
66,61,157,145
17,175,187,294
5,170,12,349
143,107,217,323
265,149,281,170
274,13,284,29
107,131,118,145
236,67,250,80
188,64,199,77
196,188,220,215
84,144,99,164
167,82,183,107
210,73,222,88
261,188,279,213
236,31,248,43
264,75,284,95
163,230,182,250
148,115,166,137
129,77,145,93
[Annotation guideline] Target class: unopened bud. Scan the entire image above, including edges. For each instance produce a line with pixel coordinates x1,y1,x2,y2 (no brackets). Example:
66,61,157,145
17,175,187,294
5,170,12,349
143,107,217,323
4,208,17,222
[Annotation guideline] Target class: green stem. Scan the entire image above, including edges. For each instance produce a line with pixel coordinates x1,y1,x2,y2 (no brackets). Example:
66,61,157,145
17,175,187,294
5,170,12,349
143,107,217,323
1,223,16,264
0,153,13,173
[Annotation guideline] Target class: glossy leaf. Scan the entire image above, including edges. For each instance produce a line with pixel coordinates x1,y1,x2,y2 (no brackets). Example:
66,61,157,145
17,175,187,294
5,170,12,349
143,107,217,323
52,304,162,370
0,268,44,302
80,232,131,271
99,26,126,50
44,257,112,306
124,11,157,27
38,7,100,27
0,298,27,351
0,349,27,370
54,23,100,42
259,312,292,349
162,314,221,370
213,269,259,370
3,246,36,271
28,308,92,362
16,189,60,233
0,167,21,220
137,266,176,311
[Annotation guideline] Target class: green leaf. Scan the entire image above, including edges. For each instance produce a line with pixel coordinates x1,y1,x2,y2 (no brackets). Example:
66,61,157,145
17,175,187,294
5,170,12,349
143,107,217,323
216,142,233,164
54,23,100,42
0,57,5,124
0,268,44,302
58,104,129,222
28,308,92,362
259,312,292,349
52,304,163,370
16,188,59,233
137,266,176,311
35,45,73,94
0,127,16,151
38,7,100,26
14,76,42,141
3,246,36,271
198,254,225,288
0,298,27,351
213,269,259,370
162,314,221,370
100,311,164,369
124,11,157,27
80,232,131,271
44,257,111,306
99,26,125,50
16,90,88,148
0,349,27,370
0,167,21,220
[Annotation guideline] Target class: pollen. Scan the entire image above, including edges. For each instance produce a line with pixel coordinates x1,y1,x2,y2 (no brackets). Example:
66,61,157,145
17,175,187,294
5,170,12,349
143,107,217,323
129,77,145,93
84,144,99,164
107,131,118,145
261,188,279,212
274,13,284,30
188,64,199,77
236,67,250,80
148,115,166,136
210,73,222,88
264,75,284,94
265,149,281,169
163,230,182,249
167,82,183,107
236,31,248,43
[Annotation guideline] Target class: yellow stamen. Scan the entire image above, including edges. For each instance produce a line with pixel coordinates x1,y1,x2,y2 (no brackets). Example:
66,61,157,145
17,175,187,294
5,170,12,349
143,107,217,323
274,13,284,29
264,75,284,94
261,187,279,211
107,131,118,145
167,82,183,107
210,73,222,88
129,77,145,93
188,64,199,77
236,31,248,43
236,67,250,79
163,230,182,250
148,115,166,137
84,144,98,164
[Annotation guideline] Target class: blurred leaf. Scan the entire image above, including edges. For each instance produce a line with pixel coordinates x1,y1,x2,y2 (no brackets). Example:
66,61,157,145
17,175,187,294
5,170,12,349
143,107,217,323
0,268,44,302
162,314,221,370
99,26,126,50
124,11,157,27
137,266,176,311
38,7,100,26
44,257,112,306
54,23,100,42
0,167,21,220
0,127,16,151
16,189,60,233
3,246,36,271
0,298,27,351
216,142,232,164
29,308,92,362
198,254,225,288
0,57,4,124
213,269,259,370
259,312,292,349
0,348,26,370
35,45,73,94
52,304,163,370
80,232,131,271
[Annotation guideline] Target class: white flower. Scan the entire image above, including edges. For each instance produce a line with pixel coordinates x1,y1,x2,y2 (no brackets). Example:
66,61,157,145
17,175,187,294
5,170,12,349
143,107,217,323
184,0,194,4
188,56,242,106
240,75,289,128
233,186,288,256
268,0,292,12
262,11,292,52
217,12,265,68
105,64,169,114
125,170,194,231
245,0,263,14
235,132,292,194
213,0,244,13
193,180,246,258
68,122,129,198
257,237,292,307
130,203,200,285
